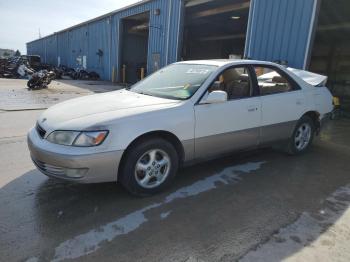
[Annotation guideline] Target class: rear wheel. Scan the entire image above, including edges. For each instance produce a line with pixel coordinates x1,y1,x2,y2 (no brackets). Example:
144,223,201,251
119,138,179,196
286,116,315,155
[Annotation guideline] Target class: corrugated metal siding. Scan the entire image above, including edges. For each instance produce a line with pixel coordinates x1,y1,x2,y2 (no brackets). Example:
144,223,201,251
68,26,88,67
26,0,183,80
27,0,318,78
27,39,45,62
87,18,111,80
110,0,184,81
245,0,316,69
166,0,184,64
57,32,69,66
45,35,57,65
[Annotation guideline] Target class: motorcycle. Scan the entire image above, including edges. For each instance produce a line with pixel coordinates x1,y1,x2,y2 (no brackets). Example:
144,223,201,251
27,70,56,90
63,66,100,80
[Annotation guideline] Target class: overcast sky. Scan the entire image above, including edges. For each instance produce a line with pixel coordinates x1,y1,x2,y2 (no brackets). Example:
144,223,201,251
0,0,140,54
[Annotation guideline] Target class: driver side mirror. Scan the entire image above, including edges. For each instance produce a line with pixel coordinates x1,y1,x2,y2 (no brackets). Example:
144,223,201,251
200,90,228,104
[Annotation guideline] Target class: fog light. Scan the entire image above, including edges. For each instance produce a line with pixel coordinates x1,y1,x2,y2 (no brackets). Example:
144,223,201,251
65,168,88,178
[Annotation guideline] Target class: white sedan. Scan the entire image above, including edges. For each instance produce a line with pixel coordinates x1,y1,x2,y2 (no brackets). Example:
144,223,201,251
27,60,333,195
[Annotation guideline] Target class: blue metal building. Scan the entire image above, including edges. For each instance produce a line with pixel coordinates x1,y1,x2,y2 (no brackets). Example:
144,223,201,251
245,0,318,69
27,0,182,81
27,0,319,81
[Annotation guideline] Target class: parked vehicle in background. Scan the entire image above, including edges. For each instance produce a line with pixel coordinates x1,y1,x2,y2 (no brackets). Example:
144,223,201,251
27,60,333,196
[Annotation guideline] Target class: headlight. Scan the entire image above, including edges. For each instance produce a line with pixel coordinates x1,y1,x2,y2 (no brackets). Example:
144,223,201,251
46,131,108,147
73,131,108,147
46,131,80,146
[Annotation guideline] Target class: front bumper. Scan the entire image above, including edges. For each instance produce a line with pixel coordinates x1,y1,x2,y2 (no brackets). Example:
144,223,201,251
27,128,124,183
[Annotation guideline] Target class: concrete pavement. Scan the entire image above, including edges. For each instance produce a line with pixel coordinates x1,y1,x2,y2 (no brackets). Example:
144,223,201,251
0,78,122,111
1,79,350,262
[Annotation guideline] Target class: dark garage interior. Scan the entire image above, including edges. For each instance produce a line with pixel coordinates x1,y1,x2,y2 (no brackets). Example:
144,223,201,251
121,12,150,84
309,0,350,113
182,0,250,60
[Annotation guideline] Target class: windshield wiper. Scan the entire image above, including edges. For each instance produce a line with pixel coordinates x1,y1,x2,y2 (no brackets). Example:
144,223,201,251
134,91,156,97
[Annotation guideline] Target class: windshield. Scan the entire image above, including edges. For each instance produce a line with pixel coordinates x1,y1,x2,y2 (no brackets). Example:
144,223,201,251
130,64,218,100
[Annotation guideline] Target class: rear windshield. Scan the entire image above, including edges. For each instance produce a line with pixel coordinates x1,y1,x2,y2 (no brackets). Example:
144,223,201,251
130,64,218,100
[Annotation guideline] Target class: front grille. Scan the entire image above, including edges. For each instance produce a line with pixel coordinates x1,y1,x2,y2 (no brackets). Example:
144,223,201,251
36,123,46,139
32,157,66,176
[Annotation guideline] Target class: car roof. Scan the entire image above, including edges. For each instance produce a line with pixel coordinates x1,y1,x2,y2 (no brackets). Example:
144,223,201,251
175,59,328,87
175,59,279,67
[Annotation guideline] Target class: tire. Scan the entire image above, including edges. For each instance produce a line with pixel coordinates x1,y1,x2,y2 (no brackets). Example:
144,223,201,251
119,138,179,196
286,115,315,155
330,108,341,120
27,79,36,89
80,71,89,80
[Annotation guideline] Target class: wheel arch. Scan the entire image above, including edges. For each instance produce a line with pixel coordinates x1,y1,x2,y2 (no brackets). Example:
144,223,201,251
302,111,321,132
117,130,185,179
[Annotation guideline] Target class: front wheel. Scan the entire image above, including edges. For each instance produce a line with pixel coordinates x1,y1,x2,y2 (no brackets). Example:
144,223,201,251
119,138,179,196
286,116,315,155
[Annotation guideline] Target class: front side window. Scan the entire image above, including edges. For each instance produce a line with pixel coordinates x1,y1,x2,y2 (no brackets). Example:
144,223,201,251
130,64,218,100
208,67,252,100
254,66,294,95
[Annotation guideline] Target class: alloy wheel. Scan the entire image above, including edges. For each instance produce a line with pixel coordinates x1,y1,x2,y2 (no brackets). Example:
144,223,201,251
134,149,171,189
294,123,312,151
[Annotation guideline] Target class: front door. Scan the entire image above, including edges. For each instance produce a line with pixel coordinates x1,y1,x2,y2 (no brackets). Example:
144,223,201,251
194,66,261,159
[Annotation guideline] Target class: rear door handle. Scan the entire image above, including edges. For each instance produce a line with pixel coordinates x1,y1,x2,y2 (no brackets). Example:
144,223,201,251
247,105,258,112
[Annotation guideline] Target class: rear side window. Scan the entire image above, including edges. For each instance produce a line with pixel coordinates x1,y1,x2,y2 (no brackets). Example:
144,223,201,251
253,66,296,96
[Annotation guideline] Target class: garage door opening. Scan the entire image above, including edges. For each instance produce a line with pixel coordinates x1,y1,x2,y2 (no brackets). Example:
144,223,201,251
309,0,350,113
181,0,250,61
121,12,150,84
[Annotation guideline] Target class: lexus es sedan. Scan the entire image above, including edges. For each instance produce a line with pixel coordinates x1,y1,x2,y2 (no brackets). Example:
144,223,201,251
28,60,333,195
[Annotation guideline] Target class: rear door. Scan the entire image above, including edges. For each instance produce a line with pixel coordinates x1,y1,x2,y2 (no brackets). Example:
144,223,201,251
194,65,261,159
251,65,306,145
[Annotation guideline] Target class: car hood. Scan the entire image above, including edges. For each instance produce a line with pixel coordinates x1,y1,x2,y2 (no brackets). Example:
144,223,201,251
38,89,179,130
